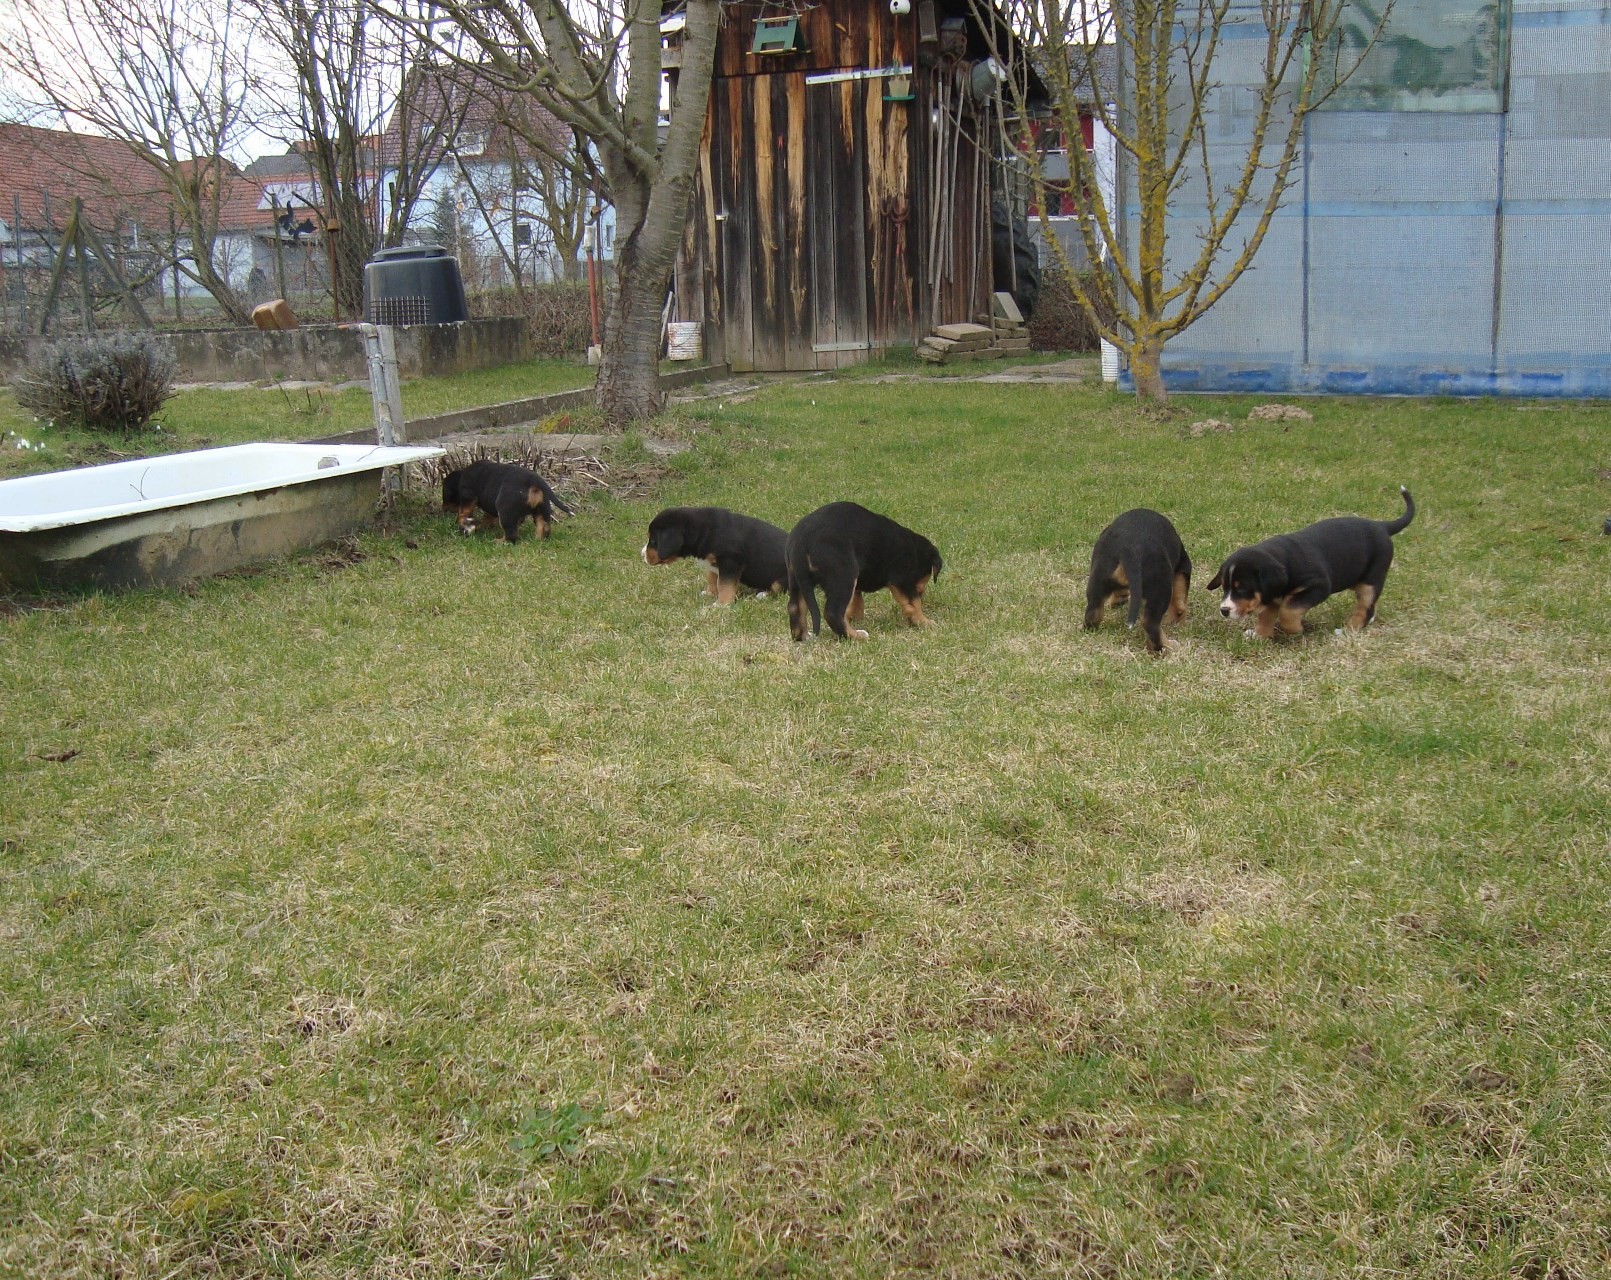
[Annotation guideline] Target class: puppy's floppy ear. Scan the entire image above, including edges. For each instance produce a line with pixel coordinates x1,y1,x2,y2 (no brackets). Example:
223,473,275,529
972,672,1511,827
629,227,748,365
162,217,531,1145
655,525,682,559
1206,563,1226,592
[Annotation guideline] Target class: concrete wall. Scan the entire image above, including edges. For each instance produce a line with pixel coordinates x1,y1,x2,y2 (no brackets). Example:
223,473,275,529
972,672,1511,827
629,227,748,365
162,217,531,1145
0,317,533,386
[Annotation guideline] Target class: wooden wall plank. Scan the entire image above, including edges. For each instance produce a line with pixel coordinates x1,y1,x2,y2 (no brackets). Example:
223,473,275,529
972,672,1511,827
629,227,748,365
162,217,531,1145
909,64,935,335
750,76,781,369
807,82,840,370
781,74,813,373
870,90,907,358
693,101,723,364
832,79,870,368
719,77,755,371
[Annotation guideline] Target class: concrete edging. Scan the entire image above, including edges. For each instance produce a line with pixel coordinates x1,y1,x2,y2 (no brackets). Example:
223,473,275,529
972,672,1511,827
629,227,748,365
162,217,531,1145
309,362,730,446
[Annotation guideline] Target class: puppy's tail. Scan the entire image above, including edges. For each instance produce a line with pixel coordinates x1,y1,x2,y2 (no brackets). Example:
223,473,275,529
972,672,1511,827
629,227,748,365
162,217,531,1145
1384,486,1414,536
784,539,821,636
1124,563,1145,630
530,479,575,516
1126,596,1145,630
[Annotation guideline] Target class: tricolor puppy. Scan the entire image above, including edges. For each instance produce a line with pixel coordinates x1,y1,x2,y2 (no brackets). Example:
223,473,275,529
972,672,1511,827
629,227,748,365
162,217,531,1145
1207,487,1414,639
1084,508,1192,654
641,506,789,603
785,501,943,641
442,460,573,543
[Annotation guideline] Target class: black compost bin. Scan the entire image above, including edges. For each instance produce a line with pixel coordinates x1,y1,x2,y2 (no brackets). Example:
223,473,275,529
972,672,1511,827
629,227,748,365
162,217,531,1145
363,245,469,326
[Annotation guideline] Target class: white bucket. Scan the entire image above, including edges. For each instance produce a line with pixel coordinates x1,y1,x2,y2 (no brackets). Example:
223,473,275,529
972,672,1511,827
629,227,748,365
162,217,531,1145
666,321,702,361
1099,339,1121,383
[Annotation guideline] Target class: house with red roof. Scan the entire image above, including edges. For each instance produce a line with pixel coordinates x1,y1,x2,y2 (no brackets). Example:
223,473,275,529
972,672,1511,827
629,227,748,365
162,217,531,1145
0,122,275,315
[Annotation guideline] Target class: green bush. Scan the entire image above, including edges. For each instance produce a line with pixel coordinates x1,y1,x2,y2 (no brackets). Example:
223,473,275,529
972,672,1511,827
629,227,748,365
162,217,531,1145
14,333,177,433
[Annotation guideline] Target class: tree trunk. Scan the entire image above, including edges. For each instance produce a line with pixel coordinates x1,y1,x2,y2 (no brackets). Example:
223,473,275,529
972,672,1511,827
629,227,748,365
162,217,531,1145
190,254,253,326
593,172,694,426
1131,331,1168,403
330,194,371,321
596,236,667,423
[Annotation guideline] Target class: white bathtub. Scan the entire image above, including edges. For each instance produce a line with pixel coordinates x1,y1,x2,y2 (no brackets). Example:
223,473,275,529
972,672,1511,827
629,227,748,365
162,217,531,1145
0,442,443,591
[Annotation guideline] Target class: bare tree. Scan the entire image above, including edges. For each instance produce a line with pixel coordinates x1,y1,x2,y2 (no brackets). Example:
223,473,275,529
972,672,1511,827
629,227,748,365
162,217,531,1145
249,0,461,317
389,65,592,305
988,0,1385,400
495,116,594,286
401,0,719,425
0,0,261,324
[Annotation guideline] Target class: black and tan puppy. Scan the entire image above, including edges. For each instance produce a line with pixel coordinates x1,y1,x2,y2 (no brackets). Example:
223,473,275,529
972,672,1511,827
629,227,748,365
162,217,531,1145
1207,487,1414,639
786,501,943,641
1084,508,1192,654
641,507,789,603
442,460,573,543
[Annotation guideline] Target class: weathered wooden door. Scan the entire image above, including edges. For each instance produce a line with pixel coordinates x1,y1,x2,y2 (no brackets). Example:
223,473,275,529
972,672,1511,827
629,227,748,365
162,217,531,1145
805,77,876,369
711,72,879,371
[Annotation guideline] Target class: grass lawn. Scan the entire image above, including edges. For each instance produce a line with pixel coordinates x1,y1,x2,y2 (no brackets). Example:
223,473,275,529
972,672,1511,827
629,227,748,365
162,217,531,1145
2,367,1609,1278
0,356,594,479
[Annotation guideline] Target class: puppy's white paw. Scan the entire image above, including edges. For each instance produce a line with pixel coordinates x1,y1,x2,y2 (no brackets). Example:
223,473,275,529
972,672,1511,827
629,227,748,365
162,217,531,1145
850,628,870,641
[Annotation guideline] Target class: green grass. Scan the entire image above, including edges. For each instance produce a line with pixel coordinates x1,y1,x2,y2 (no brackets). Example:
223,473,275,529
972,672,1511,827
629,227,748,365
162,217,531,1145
0,357,593,478
3,370,1610,1278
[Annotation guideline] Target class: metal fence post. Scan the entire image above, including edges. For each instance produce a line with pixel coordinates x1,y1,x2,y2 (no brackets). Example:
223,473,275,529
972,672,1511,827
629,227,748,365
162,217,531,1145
13,193,25,333
360,322,409,498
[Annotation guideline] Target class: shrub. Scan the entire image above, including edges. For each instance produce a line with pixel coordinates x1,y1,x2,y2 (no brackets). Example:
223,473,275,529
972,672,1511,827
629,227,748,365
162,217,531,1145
526,282,595,357
470,281,596,357
1028,268,1118,353
14,333,178,433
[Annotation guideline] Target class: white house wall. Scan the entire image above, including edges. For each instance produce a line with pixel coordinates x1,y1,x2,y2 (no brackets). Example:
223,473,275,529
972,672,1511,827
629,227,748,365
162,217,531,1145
385,160,615,286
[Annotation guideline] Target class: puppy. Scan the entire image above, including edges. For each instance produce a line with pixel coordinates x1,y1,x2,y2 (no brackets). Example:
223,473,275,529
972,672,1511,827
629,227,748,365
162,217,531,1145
1207,487,1414,638
785,501,943,640
641,506,789,603
1084,508,1191,654
442,460,573,543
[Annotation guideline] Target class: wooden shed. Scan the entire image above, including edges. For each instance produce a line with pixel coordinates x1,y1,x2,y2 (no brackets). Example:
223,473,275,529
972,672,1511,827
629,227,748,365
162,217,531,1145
669,0,1041,372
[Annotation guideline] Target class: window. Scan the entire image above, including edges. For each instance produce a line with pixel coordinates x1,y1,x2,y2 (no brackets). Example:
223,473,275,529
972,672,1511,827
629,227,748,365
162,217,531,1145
1319,0,1509,112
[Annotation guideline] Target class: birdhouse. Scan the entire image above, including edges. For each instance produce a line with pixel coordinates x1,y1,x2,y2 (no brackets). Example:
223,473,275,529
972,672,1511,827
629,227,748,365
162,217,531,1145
751,15,804,55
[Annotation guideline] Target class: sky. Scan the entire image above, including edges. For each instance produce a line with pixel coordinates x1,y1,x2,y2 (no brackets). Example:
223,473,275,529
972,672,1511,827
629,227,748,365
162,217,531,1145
0,0,391,168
